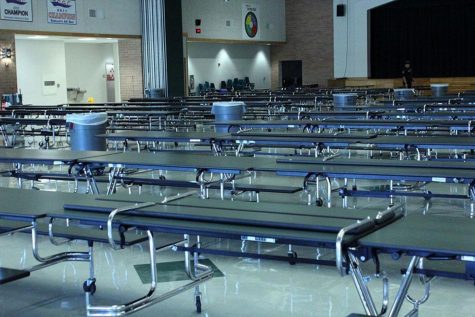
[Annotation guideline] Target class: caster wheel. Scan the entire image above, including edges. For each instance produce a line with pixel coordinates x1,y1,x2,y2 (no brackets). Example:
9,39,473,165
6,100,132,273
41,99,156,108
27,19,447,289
195,295,202,313
391,252,401,261
288,251,298,265
352,185,357,191
174,142,179,147
83,280,96,295
316,198,323,207
159,175,166,181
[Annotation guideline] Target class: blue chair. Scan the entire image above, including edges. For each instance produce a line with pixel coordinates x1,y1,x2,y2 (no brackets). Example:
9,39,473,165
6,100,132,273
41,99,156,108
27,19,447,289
197,83,205,95
233,78,239,88
244,77,255,90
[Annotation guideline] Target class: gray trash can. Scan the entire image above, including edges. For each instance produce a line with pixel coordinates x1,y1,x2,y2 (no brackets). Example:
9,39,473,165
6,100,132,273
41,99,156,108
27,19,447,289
66,112,108,151
211,102,246,133
431,84,449,97
145,88,165,99
393,88,415,100
333,93,358,111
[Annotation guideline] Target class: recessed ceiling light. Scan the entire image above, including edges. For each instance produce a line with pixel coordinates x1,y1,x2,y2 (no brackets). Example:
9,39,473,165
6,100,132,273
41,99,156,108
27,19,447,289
79,37,96,41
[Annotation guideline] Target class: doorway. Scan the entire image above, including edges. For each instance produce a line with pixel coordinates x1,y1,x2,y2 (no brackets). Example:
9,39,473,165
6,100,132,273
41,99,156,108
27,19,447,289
281,60,302,88
14,34,120,105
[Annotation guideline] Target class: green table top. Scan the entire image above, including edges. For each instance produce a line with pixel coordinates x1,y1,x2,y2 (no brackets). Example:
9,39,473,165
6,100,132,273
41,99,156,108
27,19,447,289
360,214,475,257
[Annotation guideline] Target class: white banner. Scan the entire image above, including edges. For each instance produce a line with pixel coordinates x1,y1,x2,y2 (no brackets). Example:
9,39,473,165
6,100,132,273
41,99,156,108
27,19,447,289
0,0,32,22
242,3,260,40
47,0,76,25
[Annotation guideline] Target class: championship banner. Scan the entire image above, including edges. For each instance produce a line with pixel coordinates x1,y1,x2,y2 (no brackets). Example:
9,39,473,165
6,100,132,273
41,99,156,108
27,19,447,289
0,0,33,22
242,3,260,40
47,0,76,25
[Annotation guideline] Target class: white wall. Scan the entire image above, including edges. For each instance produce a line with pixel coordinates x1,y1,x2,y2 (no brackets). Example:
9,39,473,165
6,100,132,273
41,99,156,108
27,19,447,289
65,43,119,103
182,0,285,42
188,42,271,92
333,0,394,78
16,39,67,105
0,0,141,36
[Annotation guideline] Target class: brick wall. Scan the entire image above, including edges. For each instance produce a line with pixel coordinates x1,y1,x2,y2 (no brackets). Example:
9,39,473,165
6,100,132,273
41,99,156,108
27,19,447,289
118,38,143,101
271,0,333,89
0,35,17,95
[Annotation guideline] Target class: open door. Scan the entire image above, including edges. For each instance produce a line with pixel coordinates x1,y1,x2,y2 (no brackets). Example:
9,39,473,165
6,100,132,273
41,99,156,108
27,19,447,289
281,60,302,88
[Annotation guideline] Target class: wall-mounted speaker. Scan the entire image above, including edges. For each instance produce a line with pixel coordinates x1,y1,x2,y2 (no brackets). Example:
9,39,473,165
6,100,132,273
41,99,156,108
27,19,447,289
337,4,345,17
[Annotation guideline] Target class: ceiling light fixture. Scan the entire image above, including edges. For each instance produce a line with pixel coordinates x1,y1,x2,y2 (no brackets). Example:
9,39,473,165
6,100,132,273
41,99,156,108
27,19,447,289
27,35,49,39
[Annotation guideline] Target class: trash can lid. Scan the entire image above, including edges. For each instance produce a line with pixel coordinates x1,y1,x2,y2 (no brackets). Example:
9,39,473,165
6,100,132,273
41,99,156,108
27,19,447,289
66,112,108,125
211,102,246,114
333,93,358,97
393,88,415,92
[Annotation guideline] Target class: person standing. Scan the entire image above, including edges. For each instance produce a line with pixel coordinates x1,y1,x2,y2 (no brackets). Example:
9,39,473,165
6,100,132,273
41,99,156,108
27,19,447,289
402,60,414,88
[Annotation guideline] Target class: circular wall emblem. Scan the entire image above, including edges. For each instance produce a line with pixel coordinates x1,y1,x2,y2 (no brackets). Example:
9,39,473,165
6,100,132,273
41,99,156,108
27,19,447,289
244,12,258,38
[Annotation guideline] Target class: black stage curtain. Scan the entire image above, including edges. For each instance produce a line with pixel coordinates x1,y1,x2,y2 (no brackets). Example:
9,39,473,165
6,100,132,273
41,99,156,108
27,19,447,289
369,0,475,78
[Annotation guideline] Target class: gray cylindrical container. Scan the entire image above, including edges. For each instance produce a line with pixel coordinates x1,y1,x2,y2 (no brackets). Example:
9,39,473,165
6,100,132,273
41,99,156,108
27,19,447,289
431,84,449,97
211,102,246,133
393,88,415,100
66,112,108,151
148,88,165,98
333,93,358,111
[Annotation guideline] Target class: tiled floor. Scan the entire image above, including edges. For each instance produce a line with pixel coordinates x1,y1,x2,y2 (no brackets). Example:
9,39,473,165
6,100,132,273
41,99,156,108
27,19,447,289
0,147,474,316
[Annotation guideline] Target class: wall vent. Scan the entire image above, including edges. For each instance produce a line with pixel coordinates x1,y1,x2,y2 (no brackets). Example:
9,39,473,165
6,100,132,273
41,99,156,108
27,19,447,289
89,9,96,18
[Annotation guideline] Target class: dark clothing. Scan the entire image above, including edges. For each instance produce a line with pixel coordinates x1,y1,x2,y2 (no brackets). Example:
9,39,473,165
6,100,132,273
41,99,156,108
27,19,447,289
402,67,413,88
